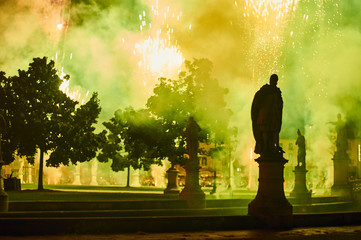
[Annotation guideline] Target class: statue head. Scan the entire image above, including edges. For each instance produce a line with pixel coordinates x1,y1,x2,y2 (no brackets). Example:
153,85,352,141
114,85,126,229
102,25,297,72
270,74,278,86
337,113,342,121
297,129,301,136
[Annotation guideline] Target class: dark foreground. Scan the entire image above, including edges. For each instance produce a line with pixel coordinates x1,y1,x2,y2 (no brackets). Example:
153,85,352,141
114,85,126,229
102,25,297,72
2,186,361,238
1,226,361,240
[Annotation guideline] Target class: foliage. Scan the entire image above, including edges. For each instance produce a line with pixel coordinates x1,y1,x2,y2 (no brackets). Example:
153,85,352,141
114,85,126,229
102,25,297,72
146,58,232,165
0,57,103,168
99,107,165,172
48,93,106,167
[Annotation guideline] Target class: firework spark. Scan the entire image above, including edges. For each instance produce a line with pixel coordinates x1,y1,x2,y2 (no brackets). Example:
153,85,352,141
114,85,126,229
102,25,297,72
133,0,185,94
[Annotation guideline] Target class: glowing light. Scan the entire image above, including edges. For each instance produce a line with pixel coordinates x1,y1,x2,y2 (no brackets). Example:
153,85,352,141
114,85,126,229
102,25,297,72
236,0,300,81
57,23,63,30
58,65,89,104
135,36,184,76
134,1,184,81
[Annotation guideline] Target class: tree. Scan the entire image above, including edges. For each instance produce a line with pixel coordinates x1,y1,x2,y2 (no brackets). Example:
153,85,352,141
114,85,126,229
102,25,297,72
46,93,106,167
99,107,165,187
146,58,232,165
0,57,104,190
0,71,19,163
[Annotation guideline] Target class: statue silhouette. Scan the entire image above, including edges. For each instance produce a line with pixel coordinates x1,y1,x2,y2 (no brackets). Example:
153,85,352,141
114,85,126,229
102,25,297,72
329,113,348,154
184,116,201,160
251,74,283,155
296,129,306,168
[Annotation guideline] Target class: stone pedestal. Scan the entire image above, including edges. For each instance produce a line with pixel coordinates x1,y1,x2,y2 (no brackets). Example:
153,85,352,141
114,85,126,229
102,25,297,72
0,161,8,212
331,152,352,199
290,166,311,204
131,168,141,187
248,154,293,228
90,160,98,186
164,166,180,194
0,124,9,211
179,159,205,208
73,164,81,185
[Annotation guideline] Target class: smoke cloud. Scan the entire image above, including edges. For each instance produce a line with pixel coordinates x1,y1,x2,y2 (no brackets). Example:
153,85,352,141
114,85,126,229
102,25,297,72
1,0,361,192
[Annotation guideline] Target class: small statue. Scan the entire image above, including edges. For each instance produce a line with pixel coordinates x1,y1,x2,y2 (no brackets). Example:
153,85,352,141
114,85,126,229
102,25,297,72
184,116,201,159
295,129,306,168
251,74,283,155
329,113,348,154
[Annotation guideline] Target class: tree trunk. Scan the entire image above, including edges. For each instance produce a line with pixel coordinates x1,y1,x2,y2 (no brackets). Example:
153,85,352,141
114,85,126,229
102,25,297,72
37,149,44,190
126,166,130,188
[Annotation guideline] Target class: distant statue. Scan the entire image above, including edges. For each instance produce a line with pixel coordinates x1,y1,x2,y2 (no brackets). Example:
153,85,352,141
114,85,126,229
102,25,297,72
184,116,201,160
251,74,283,155
295,129,306,168
329,113,348,154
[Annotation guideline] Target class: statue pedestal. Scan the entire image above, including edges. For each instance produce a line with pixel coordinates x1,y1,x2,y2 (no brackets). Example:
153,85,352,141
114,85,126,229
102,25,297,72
0,190,8,212
164,166,180,194
290,166,311,204
73,164,81,185
0,161,8,212
331,152,352,199
131,169,141,187
248,154,293,228
179,158,205,208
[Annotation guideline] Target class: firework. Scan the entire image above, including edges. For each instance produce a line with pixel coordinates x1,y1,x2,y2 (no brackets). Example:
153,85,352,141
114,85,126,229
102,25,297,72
133,0,185,94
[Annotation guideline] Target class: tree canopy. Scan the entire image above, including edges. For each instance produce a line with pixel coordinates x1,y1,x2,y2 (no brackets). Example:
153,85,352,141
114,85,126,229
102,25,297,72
146,58,232,164
99,107,165,172
0,57,104,189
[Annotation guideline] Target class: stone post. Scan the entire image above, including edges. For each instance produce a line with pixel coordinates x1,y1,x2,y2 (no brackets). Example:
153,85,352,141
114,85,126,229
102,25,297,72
290,166,311,204
164,165,180,194
0,160,8,212
248,154,293,228
90,159,98,186
73,164,81,185
331,151,352,199
179,156,205,208
131,168,141,187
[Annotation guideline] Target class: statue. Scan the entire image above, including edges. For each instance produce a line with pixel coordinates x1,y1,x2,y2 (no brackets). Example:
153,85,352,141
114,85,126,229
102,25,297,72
329,113,348,154
329,114,351,197
290,129,311,203
251,74,283,155
184,116,201,159
295,129,306,168
248,75,293,226
180,116,205,208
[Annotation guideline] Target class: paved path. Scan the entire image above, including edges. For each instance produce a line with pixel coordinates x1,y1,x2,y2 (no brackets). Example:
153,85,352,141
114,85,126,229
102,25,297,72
2,226,361,240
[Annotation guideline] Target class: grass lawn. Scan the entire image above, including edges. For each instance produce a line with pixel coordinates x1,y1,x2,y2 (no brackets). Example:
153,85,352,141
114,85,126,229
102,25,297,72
6,184,177,201
5,184,255,201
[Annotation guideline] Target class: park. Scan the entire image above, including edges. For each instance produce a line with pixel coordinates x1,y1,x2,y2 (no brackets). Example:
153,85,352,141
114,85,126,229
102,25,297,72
1,0,361,238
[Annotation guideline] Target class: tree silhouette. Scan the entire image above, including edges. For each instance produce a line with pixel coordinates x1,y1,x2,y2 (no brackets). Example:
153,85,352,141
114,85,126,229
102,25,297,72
99,107,164,187
146,58,232,166
0,57,103,190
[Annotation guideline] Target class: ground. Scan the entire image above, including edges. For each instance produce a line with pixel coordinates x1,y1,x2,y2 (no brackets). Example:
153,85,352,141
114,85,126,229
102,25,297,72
1,226,361,239
2,184,361,239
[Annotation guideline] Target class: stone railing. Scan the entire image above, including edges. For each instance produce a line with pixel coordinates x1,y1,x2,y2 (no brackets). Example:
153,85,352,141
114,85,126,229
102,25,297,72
350,179,361,206
350,179,361,192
